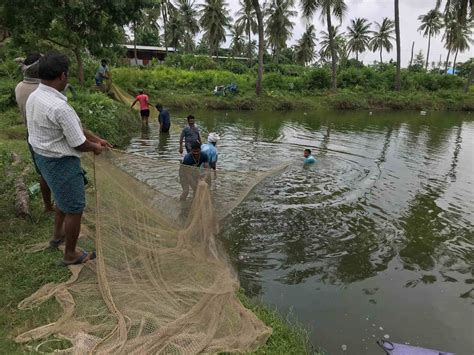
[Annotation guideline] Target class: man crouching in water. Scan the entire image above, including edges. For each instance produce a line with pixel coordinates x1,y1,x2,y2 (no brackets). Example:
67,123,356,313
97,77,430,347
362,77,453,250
179,141,209,201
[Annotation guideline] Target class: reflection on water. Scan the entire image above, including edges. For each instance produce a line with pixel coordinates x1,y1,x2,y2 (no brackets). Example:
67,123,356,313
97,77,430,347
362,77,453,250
126,110,474,355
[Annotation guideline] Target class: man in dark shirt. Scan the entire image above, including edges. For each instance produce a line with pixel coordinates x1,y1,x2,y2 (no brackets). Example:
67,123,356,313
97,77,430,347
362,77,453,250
156,103,171,133
179,141,209,200
179,115,201,154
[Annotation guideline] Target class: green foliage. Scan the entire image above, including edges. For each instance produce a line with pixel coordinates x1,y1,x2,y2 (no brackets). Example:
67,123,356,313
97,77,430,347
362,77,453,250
0,78,16,111
70,91,140,147
220,59,248,74
305,68,331,90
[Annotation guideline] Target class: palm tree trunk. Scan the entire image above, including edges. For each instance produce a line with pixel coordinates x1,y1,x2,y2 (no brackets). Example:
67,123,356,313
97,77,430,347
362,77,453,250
162,2,168,54
445,46,451,74
133,22,138,66
248,24,252,64
409,41,414,67
425,34,431,70
356,52,358,61
394,0,401,91
453,49,458,73
464,67,474,93
326,8,337,92
252,0,264,96
380,47,383,64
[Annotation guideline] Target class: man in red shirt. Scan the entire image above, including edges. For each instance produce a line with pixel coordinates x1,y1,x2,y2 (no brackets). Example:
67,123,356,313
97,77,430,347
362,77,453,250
131,90,151,126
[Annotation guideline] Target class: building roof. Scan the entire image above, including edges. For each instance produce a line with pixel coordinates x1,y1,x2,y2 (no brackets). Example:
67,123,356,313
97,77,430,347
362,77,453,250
123,44,177,52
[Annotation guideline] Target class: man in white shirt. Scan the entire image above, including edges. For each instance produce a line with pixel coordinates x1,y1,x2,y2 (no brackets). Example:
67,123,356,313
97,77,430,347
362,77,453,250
27,53,110,265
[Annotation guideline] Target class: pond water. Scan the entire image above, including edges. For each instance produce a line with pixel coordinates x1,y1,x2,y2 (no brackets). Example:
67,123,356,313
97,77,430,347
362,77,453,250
126,110,474,355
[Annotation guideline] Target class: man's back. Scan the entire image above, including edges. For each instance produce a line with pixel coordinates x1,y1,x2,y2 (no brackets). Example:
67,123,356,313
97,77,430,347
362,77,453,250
15,80,40,124
159,108,170,128
27,84,85,158
201,143,217,163
135,94,149,110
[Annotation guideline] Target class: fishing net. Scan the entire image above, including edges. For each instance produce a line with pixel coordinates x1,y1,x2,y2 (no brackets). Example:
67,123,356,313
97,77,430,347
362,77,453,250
15,149,281,353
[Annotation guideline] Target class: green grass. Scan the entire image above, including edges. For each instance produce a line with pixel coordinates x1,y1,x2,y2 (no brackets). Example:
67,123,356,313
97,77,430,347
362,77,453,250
0,119,70,353
0,107,313,354
238,291,318,354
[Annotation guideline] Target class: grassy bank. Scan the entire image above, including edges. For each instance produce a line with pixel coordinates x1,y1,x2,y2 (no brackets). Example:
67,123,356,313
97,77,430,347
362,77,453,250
0,106,313,353
112,65,474,112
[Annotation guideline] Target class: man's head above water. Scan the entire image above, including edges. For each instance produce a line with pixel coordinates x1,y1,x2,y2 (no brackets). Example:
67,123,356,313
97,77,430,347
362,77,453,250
304,149,311,158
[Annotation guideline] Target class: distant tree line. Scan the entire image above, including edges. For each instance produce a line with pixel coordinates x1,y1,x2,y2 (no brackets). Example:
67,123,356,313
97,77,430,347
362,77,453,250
0,0,472,93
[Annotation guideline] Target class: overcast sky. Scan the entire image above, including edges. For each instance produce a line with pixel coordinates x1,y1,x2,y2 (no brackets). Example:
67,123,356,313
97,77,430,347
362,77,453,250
219,0,472,67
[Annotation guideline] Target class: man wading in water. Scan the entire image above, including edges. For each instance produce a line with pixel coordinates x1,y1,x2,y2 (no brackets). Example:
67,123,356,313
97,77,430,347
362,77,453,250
179,141,209,201
131,90,151,126
27,53,111,265
179,115,201,154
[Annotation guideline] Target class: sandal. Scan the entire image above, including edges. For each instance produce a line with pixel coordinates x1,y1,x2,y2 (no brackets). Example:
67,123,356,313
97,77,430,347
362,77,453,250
60,251,96,266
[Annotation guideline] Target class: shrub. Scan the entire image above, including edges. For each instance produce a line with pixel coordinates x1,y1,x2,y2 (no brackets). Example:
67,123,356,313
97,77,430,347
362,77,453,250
220,59,248,74
0,78,16,110
70,90,139,146
304,68,331,90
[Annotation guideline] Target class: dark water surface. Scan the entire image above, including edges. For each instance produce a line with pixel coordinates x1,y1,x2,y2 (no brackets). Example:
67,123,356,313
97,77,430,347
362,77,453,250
127,110,474,354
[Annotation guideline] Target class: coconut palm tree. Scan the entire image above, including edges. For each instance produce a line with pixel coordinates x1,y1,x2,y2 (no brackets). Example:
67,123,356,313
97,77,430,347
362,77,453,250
176,0,200,52
235,0,258,60
251,0,264,96
230,24,246,56
370,18,395,64
200,0,232,57
444,19,473,72
435,0,473,24
265,0,296,64
346,17,371,61
295,24,317,65
418,10,443,70
300,0,347,92
319,25,347,64
394,0,401,91
165,6,183,50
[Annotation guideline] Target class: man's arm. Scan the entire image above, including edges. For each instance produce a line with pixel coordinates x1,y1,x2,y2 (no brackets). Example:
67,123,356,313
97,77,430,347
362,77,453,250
130,99,138,108
83,129,112,147
179,130,184,154
74,139,105,155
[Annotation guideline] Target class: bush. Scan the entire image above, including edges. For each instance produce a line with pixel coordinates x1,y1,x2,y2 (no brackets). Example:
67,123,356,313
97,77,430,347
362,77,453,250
220,59,248,74
0,78,16,110
304,68,331,90
70,90,139,146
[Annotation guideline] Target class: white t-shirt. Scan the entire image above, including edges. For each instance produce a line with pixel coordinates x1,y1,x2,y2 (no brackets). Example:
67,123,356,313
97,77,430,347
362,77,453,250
26,83,86,158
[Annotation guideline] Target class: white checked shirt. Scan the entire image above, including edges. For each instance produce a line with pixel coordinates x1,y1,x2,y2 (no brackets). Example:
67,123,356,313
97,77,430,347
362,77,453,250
26,83,86,158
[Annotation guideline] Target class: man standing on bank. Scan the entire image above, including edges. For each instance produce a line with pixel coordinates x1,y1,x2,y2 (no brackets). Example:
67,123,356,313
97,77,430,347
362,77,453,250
27,53,111,265
131,90,151,126
15,52,54,213
179,115,201,154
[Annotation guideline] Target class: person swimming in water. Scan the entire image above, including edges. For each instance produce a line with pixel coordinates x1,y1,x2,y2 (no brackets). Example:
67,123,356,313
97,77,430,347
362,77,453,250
304,149,316,164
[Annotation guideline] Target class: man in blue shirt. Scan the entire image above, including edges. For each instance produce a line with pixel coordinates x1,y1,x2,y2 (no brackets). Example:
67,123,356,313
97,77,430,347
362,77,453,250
201,132,219,171
180,141,209,200
304,148,316,164
95,59,109,87
156,103,171,133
